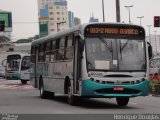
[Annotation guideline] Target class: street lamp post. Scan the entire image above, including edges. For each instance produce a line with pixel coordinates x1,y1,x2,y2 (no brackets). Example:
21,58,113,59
153,30,157,54
102,0,105,22
125,5,133,24
57,21,66,32
137,16,144,26
147,25,152,43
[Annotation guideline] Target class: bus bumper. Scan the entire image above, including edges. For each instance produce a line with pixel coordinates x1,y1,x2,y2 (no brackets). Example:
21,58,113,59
6,72,21,80
81,79,149,97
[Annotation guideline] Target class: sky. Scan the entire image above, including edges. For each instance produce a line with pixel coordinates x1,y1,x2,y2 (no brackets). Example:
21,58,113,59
0,0,160,41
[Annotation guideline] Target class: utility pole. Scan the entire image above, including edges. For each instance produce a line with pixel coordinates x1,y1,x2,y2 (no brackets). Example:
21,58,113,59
116,0,120,22
153,30,157,54
57,21,66,32
125,5,133,24
147,25,152,43
137,16,144,26
102,0,105,22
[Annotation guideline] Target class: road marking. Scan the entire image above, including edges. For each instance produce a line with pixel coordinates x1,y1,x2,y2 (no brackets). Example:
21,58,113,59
0,84,34,89
129,102,138,105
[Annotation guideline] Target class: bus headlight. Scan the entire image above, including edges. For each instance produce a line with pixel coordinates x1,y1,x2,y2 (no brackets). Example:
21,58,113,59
90,77,94,81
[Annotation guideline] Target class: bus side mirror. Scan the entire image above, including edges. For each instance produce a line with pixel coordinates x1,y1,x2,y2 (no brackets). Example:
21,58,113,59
147,42,152,60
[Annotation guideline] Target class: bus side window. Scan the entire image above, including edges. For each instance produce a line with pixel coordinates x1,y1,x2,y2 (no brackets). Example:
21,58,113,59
45,41,51,62
38,44,45,62
57,37,65,60
51,40,57,62
65,35,74,60
21,56,31,70
31,46,36,63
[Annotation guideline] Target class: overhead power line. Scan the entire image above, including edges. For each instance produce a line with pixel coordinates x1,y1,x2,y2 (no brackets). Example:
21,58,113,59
13,22,38,24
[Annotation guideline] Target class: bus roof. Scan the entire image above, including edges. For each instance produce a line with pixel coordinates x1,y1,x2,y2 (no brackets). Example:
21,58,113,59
31,22,144,46
6,52,30,57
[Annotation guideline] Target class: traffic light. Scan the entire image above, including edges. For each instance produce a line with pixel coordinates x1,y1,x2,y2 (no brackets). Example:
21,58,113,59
154,16,160,27
0,21,5,31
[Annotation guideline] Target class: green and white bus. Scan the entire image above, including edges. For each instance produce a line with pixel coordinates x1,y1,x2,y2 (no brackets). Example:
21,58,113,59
6,52,31,84
31,23,152,106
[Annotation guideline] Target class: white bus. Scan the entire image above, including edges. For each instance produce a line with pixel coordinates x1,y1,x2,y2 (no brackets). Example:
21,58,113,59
14,43,31,54
0,52,8,78
31,23,152,106
5,52,31,84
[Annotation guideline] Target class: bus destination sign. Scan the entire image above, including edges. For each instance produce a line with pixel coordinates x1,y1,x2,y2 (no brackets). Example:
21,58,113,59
84,25,144,37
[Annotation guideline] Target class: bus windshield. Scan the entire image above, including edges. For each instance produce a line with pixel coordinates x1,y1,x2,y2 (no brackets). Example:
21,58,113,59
7,55,21,71
85,37,146,71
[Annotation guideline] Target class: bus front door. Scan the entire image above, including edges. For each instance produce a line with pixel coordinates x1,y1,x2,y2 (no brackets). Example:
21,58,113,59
73,37,83,94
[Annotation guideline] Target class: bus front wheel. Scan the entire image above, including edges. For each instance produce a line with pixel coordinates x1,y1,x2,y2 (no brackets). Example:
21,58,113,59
116,97,129,106
21,80,27,84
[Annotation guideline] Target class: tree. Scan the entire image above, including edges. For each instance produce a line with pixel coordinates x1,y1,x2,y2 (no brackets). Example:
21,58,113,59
0,36,10,43
15,34,40,43
15,39,32,43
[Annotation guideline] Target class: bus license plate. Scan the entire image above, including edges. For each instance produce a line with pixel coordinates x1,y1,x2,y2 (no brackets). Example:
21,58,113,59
113,87,124,91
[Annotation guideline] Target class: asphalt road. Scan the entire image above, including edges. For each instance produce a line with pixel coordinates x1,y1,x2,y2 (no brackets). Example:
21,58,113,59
0,78,160,114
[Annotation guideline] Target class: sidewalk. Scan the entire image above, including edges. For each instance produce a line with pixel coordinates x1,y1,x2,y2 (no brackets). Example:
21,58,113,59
0,77,21,84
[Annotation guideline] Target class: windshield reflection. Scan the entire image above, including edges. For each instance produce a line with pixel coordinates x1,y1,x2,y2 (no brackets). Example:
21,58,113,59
7,55,21,71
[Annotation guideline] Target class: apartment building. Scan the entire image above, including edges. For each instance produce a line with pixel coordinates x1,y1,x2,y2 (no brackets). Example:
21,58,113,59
38,0,68,37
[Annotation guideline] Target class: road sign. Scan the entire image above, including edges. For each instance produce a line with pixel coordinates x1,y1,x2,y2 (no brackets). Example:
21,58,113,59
154,16,160,27
0,21,5,31
0,12,12,32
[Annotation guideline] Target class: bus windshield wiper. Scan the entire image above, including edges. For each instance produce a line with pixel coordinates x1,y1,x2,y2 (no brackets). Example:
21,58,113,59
98,36,112,52
120,40,129,51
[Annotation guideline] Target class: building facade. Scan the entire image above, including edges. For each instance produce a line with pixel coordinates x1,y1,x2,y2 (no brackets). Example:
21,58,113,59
0,9,12,41
68,11,74,28
38,0,69,37
74,17,81,26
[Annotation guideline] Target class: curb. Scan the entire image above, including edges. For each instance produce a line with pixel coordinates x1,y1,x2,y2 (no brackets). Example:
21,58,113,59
151,94,160,97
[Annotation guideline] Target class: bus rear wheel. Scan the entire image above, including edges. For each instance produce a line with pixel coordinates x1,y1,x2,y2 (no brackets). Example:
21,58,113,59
39,79,48,98
21,80,27,84
67,86,76,105
116,97,129,106
39,78,55,99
